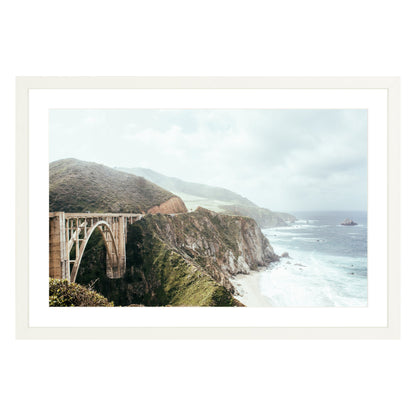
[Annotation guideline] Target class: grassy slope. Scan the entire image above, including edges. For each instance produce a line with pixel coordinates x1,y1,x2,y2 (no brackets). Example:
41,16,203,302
126,225,240,306
50,158,176,213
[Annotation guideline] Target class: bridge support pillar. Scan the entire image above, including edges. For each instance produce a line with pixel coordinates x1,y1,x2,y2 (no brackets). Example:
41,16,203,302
104,216,127,279
49,212,69,280
117,216,127,278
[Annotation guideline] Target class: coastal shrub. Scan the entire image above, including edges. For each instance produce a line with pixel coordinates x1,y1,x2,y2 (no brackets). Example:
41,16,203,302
49,278,114,307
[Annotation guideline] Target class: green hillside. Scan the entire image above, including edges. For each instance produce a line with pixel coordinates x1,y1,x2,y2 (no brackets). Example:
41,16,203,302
49,158,178,213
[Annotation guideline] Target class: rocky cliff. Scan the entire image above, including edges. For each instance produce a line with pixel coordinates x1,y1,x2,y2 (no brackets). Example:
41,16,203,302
123,207,278,306
147,196,188,215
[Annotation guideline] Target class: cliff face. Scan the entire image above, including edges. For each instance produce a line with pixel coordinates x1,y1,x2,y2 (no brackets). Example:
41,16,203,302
126,207,278,303
147,196,188,214
124,225,243,306
75,207,278,306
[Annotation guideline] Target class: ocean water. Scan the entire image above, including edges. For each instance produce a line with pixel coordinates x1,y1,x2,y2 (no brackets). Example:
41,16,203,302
259,211,367,307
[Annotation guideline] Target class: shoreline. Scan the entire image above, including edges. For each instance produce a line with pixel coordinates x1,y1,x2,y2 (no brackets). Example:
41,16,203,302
231,268,274,307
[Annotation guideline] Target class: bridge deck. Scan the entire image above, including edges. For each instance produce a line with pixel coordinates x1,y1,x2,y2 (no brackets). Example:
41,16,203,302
49,212,143,218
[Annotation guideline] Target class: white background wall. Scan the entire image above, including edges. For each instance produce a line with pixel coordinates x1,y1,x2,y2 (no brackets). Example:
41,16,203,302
1,1,414,415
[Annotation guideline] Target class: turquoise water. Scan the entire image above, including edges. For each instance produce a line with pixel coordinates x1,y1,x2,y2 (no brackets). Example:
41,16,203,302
260,211,367,307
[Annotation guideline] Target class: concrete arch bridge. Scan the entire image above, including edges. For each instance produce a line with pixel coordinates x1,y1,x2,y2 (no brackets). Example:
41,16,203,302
49,212,143,283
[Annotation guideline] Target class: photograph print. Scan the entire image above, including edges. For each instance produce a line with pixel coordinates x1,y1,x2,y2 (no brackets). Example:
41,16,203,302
49,109,367,308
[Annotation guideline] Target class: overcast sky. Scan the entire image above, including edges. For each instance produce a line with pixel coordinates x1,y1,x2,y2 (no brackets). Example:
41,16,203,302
49,109,367,212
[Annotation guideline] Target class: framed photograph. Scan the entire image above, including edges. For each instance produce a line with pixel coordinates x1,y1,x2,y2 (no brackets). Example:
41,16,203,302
15,77,400,339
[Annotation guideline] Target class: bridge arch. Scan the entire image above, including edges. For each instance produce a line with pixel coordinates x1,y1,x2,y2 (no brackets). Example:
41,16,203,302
49,212,142,282
70,220,120,283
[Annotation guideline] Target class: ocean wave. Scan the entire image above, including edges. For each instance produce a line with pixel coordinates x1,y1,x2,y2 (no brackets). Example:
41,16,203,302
264,231,309,238
256,238,367,307
259,213,367,306
259,255,367,307
336,223,366,228
295,219,319,224
291,224,330,230
292,237,326,242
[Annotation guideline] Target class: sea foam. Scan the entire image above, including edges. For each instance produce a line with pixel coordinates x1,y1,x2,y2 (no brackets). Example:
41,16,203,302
257,212,368,307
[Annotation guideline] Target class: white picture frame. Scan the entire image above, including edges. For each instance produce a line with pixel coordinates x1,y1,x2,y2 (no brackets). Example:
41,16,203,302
15,77,400,339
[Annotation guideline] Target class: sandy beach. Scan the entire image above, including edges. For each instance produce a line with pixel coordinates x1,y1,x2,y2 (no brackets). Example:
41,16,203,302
231,270,273,307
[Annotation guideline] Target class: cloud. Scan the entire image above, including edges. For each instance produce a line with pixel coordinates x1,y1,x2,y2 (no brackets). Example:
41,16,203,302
49,109,367,211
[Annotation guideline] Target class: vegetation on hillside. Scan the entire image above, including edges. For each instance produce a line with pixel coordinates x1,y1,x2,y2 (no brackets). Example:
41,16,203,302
49,278,114,307
49,158,176,213
73,221,242,306
124,218,243,306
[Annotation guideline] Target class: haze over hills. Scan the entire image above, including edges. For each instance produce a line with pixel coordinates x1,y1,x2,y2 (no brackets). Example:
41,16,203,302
116,166,295,227
117,166,256,207
49,158,187,214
